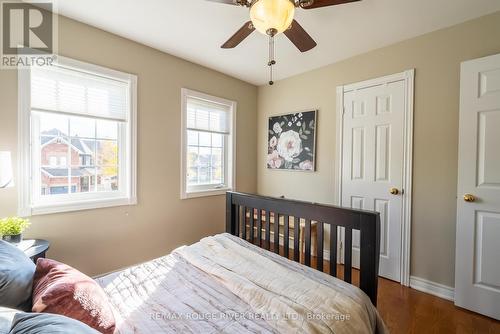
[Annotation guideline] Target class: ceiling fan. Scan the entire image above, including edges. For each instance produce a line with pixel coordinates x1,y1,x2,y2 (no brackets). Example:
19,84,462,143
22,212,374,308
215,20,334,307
206,0,361,84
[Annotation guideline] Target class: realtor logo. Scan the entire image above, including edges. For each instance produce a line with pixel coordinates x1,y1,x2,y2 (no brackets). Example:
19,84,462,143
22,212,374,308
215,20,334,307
1,0,56,68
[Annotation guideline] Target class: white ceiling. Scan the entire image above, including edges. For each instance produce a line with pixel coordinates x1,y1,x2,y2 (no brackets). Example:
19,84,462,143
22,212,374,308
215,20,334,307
54,0,500,86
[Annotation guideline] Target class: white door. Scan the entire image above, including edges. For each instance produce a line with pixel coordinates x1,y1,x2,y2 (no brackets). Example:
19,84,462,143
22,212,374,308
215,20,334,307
455,53,500,320
340,76,409,282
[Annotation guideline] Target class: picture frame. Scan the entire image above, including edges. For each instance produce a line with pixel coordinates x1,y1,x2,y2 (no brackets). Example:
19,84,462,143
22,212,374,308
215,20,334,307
267,110,317,171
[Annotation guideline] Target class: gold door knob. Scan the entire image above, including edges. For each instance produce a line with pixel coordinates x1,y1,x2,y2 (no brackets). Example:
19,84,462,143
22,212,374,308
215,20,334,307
463,194,476,202
390,188,400,195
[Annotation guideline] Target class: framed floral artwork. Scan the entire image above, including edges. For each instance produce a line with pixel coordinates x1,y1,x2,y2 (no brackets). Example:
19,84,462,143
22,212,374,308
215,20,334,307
267,110,317,171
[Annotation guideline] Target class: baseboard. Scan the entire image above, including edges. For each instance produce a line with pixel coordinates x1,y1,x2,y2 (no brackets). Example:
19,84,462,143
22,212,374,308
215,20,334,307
409,276,454,301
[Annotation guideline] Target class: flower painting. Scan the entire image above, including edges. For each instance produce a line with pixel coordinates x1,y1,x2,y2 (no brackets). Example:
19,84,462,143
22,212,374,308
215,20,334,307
267,110,316,171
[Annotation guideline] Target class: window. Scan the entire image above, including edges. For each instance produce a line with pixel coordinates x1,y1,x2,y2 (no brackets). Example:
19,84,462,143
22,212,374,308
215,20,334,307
18,56,137,215
49,156,57,166
181,89,236,199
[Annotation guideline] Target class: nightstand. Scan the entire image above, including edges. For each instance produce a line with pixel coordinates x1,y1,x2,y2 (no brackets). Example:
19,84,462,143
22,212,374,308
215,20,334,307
16,239,50,263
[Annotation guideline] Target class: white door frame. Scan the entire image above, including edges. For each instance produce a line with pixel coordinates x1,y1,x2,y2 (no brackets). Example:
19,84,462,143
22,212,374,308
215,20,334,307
334,69,415,286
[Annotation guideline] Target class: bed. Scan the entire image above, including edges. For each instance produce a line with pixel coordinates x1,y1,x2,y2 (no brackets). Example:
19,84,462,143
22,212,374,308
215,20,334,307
96,192,385,333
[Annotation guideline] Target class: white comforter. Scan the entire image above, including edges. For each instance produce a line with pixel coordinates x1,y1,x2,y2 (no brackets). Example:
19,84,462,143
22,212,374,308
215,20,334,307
96,234,387,334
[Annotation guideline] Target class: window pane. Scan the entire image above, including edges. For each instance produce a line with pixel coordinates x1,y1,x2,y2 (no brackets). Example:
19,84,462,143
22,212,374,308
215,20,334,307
70,116,95,138
71,167,96,193
187,130,198,146
41,135,69,167
212,133,223,148
40,113,68,136
198,167,210,184
47,185,70,195
70,137,95,165
187,167,198,184
96,167,118,192
96,140,118,166
211,148,223,167
199,147,211,167
185,130,227,189
97,119,118,140
41,167,69,196
187,146,198,169
37,112,122,196
199,132,211,147
212,166,223,184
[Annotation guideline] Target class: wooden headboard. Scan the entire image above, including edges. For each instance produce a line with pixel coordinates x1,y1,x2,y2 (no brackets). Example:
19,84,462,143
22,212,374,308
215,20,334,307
226,191,381,305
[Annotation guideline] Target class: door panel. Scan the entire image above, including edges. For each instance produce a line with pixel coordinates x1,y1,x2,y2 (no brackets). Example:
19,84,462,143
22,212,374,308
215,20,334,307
474,211,500,290
341,80,405,282
477,110,500,187
375,198,389,257
456,53,500,320
375,125,391,182
351,127,365,180
479,68,500,97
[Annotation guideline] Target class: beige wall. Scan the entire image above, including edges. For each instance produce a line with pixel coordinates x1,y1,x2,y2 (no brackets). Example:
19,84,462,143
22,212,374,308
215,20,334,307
0,15,257,276
257,11,500,287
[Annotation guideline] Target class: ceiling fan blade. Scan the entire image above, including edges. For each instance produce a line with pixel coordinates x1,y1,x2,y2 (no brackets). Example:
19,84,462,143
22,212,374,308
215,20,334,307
205,0,240,5
221,21,255,49
283,20,317,52
301,0,361,9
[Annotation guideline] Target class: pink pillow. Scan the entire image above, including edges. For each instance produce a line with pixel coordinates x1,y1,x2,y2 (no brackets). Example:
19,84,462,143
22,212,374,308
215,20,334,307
32,258,116,334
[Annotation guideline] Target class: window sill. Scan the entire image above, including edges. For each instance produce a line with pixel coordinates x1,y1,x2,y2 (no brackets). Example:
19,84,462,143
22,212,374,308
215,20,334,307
25,196,137,216
181,188,232,200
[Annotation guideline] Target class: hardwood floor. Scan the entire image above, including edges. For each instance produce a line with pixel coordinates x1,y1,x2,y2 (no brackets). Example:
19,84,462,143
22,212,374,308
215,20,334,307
265,241,500,333
376,277,500,333
319,259,500,334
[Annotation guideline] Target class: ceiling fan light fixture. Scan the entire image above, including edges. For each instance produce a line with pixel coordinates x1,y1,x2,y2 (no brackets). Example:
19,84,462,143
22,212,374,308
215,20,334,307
250,0,295,36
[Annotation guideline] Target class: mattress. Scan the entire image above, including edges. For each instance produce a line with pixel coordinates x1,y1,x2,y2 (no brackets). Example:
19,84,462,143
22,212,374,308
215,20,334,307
96,233,387,334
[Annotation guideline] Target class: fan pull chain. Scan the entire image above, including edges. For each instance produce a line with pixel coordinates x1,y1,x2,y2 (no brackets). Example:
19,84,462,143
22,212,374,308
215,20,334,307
268,35,275,85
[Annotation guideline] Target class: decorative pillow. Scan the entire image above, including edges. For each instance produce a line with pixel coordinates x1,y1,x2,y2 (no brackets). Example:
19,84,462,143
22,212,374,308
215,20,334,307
32,259,115,334
0,241,35,311
9,312,99,334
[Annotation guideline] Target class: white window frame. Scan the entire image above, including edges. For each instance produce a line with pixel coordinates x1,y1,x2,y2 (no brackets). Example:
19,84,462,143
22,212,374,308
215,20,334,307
180,88,236,199
18,55,137,216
